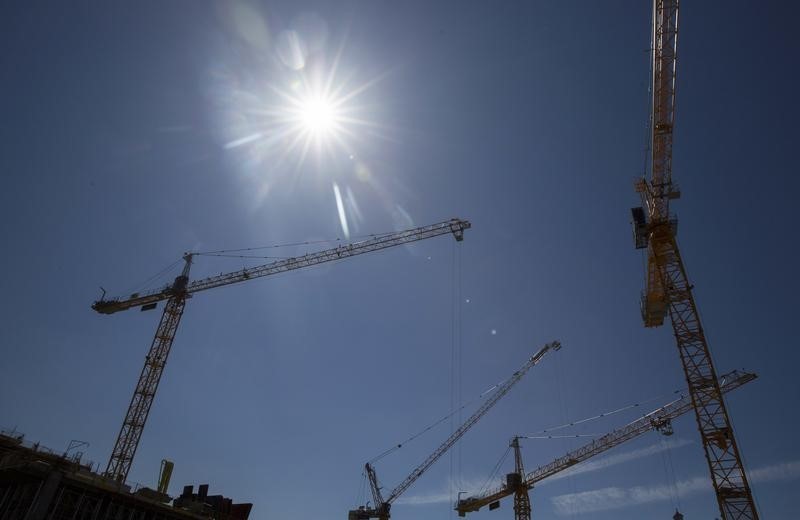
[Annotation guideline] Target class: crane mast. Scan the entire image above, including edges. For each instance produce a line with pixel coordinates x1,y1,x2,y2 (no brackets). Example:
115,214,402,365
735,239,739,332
510,437,530,520
631,2,759,518
455,370,757,518
349,341,562,520
105,254,192,482
97,218,471,483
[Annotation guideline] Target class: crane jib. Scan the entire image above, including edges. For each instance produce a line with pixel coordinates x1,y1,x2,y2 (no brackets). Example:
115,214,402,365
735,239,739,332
92,218,471,315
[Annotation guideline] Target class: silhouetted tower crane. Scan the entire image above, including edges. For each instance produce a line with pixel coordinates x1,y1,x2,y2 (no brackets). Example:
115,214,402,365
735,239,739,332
455,370,757,519
348,341,562,520
630,2,759,518
94,218,471,483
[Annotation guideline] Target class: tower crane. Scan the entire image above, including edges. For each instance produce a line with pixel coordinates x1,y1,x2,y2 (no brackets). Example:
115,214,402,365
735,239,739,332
630,2,759,518
348,341,562,520
93,218,471,483
455,369,757,519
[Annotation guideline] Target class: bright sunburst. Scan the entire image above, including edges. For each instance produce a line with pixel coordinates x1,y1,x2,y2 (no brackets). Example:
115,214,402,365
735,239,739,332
298,95,339,135
211,8,408,239
211,7,388,174
268,67,378,167
217,55,380,175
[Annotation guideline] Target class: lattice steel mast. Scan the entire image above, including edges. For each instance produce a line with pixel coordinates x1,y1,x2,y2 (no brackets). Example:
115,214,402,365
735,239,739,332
96,218,471,483
104,255,192,483
509,437,531,520
630,2,759,518
455,370,757,518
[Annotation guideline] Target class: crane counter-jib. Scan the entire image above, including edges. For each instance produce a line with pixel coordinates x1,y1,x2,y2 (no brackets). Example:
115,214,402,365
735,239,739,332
92,218,471,315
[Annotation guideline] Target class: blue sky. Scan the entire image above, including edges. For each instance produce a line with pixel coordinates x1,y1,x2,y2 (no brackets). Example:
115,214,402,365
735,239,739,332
1,1,798,519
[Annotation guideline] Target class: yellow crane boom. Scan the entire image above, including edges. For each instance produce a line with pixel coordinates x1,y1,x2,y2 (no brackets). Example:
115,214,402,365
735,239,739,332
96,218,471,483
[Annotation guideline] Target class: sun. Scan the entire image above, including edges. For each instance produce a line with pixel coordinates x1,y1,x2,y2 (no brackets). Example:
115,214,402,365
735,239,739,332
276,81,354,153
299,95,339,135
216,36,385,173
211,37,398,240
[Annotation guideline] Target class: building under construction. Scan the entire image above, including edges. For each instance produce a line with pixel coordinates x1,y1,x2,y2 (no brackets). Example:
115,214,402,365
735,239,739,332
0,431,251,520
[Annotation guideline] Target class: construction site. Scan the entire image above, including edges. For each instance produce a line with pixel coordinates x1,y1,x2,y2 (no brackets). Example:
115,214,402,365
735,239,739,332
1,1,794,519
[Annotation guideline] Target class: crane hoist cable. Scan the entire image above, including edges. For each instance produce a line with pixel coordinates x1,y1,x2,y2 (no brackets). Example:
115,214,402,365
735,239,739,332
521,434,602,440
519,384,688,438
188,232,414,262
196,251,289,260
449,239,463,500
193,230,401,256
119,258,183,298
348,340,562,520
94,218,471,484
658,434,682,512
477,445,512,498
368,362,525,465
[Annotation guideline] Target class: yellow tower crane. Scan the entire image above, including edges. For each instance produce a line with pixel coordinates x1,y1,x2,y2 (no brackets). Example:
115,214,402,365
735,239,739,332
455,370,758,519
93,218,471,484
630,2,758,518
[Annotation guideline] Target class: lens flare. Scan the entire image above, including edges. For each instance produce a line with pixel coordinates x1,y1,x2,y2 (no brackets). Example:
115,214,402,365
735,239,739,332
210,7,400,235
